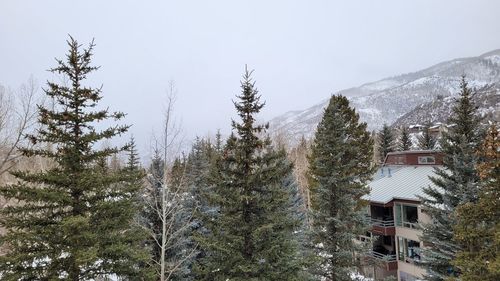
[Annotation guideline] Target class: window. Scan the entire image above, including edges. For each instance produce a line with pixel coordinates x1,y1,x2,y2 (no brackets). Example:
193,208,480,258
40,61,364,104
418,156,435,164
395,203,419,228
397,236,421,263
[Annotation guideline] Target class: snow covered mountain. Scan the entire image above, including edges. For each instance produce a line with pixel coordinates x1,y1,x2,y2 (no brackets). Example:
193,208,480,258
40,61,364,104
269,49,500,142
392,86,500,128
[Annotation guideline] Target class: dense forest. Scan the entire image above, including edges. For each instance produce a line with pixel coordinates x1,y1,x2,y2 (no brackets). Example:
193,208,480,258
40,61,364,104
0,38,498,281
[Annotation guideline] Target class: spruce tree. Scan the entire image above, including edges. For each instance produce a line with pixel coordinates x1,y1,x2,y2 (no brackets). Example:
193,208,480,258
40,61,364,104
453,124,500,281
419,77,483,281
417,122,437,150
122,136,156,279
169,155,187,192
308,94,374,281
195,68,304,280
181,137,220,280
0,37,150,279
377,123,394,163
397,126,412,151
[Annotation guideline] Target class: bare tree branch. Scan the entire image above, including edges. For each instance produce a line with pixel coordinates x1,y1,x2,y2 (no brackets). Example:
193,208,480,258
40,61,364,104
140,82,196,281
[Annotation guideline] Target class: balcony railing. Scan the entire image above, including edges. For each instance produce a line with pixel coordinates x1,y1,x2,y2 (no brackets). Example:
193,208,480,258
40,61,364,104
371,217,395,227
399,221,419,229
369,250,397,262
364,215,395,227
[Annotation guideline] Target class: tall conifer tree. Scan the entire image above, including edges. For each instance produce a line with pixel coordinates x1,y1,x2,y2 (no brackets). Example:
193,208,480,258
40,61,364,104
398,126,412,151
195,67,304,280
377,124,394,163
417,122,437,150
453,124,500,281
308,95,373,281
419,77,483,281
0,37,150,279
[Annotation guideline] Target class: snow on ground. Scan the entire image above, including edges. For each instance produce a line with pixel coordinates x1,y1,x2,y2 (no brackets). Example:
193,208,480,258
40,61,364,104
350,272,374,281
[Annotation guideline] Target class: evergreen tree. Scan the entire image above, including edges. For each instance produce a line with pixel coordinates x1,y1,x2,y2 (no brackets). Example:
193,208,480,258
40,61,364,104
123,136,156,279
308,94,374,281
419,77,483,281
0,37,150,279
281,147,316,281
195,67,305,280
377,124,395,163
417,122,437,150
453,124,500,281
169,155,187,192
397,126,412,151
180,137,221,280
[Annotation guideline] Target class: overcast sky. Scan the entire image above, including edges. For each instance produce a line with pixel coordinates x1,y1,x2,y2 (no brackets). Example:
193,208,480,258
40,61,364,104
2,0,500,154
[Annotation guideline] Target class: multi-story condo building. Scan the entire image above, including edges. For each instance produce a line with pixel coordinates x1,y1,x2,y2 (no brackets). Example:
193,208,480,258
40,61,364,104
360,150,444,281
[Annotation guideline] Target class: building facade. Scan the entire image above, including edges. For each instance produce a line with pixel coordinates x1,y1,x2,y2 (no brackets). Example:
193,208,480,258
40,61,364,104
360,150,443,281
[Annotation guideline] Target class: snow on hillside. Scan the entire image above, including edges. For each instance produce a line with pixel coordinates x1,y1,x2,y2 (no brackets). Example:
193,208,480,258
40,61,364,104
268,49,500,144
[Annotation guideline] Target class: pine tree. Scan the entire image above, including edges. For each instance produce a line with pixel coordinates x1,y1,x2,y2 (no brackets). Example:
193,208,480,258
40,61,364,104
0,37,150,279
195,67,305,280
308,94,374,281
180,137,220,280
169,155,187,192
377,124,394,163
453,124,500,281
417,122,437,150
419,77,483,281
122,136,156,279
397,126,412,151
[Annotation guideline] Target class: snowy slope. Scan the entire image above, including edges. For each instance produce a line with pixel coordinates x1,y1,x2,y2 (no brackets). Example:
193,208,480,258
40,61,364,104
269,49,500,142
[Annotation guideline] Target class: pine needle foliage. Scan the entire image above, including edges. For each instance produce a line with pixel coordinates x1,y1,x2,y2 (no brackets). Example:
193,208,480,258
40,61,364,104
453,124,500,281
398,126,412,151
417,122,437,150
377,124,395,163
308,94,374,281
419,77,483,281
0,37,150,280
195,67,305,281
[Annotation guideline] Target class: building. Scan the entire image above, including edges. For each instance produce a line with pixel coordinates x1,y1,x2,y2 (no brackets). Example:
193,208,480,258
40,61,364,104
360,150,444,281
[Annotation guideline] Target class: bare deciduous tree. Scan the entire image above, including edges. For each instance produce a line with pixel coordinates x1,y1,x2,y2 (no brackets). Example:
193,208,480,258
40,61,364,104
141,82,198,281
0,76,41,210
288,136,311,213
0,76,40,176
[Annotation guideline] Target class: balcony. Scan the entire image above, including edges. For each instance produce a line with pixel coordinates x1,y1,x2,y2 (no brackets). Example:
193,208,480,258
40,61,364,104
368,205,396,235
369,248,398,271
366,215,395,235
371,217,395,227
370,250,396,262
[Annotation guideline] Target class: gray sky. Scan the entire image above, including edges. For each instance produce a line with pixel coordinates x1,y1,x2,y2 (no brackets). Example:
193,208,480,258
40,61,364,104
2,0,500,154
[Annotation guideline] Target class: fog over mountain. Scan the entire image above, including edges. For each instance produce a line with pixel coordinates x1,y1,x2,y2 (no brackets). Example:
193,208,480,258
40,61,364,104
269,49,500,142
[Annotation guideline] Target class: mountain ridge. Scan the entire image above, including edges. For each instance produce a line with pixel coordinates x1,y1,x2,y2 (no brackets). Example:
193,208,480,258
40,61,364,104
269,49,500,143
